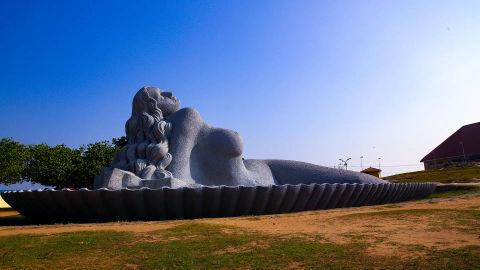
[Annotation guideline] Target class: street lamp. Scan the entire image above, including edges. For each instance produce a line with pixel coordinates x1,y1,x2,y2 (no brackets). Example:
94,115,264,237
339,158,351,170
460,141,467,165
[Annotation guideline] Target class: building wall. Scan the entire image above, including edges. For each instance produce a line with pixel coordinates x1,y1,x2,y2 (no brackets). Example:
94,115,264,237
423,155,480,170
424,159,448,170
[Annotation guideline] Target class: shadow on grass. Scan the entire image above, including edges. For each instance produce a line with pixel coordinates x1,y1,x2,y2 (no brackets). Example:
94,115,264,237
0,209,32,226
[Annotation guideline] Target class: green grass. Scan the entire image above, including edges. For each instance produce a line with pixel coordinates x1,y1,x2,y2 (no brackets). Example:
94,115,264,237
338,208,480,234
384,166,480,183
0,224,365,270
0,222,479,269
429,186,480,199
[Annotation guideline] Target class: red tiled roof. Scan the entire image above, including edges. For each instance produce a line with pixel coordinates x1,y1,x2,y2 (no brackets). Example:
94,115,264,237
421,122,480,162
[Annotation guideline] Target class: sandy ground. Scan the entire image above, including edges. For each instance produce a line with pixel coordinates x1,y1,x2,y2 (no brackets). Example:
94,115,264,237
1,194,479,257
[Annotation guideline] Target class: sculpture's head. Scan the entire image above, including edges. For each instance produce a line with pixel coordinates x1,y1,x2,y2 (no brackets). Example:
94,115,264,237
132,86,180,118
112,86,179,179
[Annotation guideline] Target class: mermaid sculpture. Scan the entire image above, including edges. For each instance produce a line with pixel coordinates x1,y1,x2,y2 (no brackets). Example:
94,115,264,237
95,86,385,189
2,86,434,222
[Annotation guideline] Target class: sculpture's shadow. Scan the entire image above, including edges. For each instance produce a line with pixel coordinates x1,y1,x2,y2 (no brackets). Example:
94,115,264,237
0,209,95,226
0,209,36,226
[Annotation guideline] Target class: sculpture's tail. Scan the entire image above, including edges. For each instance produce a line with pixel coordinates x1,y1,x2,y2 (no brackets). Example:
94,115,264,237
262,159,386,185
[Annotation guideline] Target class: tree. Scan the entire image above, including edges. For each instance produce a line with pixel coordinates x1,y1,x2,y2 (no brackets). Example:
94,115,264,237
0,137,122,189
112,136,128,149
0,138,31,184
26,143,81,188
69,141,117,189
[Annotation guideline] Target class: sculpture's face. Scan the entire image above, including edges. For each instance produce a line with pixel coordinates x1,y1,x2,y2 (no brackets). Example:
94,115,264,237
142,87,180,117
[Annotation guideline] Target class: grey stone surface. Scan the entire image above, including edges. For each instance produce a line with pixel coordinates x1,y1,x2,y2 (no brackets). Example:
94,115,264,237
97,86,385,189
1,183,437,222
94,168,141,190
139,178,199,189
167,107,384,186
96,87,179,189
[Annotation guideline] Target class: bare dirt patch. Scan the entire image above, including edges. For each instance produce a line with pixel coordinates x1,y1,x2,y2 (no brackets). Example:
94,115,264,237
0,219,182,237
201,195,480,257
127,233,202,246
213,240,270,255
286,261,305,269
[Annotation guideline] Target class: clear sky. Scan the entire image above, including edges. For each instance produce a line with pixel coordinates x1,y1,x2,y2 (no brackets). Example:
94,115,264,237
1,1,479,176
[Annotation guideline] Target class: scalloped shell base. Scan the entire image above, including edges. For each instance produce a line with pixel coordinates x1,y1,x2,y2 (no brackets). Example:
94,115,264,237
1,183,436,223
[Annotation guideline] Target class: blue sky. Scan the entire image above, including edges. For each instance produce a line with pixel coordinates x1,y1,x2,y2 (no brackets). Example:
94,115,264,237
1,1,479,176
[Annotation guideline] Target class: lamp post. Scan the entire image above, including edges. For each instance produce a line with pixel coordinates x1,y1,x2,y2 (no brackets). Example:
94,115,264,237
460,141,467,165
339,158,351,170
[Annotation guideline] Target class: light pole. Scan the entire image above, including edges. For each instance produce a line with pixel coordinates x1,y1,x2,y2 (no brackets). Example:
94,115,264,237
360,156,364,171
339,158,351,170
460,141,467,165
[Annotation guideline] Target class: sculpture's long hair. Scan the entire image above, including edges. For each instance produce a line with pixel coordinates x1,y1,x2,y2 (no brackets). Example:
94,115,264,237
111,87,173,178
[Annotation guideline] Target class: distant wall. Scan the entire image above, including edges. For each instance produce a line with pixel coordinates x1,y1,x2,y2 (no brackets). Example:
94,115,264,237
423,156,480,170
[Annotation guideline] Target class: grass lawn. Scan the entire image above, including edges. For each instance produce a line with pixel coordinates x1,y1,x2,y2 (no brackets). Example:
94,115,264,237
429,185,480,199
384,166,480,183
0,222,479,270
0,189,479,269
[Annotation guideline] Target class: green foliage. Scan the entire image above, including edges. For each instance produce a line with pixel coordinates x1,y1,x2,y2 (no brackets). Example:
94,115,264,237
112,136,128,149
0,138,31,184
0,137,121,189
27,144,82,188
69,141,118,189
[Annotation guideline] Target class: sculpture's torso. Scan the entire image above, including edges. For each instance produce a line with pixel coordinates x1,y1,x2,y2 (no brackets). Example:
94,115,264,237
167,107,384,186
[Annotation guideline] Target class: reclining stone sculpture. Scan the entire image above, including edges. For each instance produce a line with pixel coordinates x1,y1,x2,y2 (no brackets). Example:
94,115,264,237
95,86,385,189
1,86,436,222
